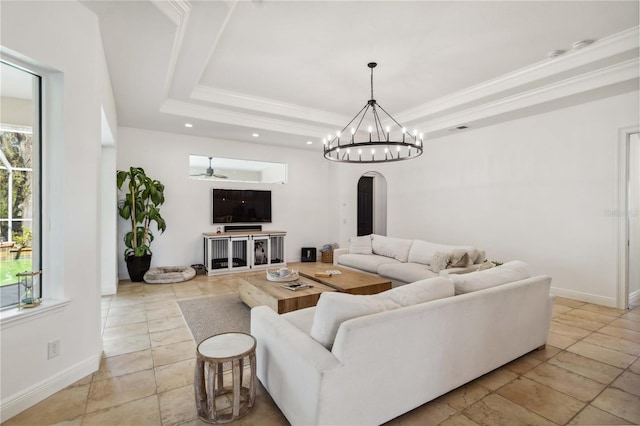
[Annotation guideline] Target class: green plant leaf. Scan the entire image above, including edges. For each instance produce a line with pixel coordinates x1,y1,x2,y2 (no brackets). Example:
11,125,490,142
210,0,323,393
119,203,130,219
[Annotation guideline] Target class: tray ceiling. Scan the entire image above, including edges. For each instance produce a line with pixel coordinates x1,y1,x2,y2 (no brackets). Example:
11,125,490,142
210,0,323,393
84,0,640,150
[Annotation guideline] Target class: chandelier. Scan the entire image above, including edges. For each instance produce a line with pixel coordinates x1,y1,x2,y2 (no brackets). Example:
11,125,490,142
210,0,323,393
323,62,423,164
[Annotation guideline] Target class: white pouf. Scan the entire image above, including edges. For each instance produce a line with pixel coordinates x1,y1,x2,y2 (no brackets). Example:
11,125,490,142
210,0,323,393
144,266,196,284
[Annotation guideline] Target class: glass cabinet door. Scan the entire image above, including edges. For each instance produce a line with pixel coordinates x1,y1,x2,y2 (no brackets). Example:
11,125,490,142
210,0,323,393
252,236,269,267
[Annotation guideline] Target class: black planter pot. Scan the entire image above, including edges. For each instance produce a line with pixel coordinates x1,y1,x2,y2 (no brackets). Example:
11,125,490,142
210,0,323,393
126,254,152,282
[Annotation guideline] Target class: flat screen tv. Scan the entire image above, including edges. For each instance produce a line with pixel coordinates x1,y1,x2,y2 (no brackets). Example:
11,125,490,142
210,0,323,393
212,189,272,224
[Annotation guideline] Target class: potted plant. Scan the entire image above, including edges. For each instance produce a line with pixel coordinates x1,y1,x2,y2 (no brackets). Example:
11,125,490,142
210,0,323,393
117,167,166,282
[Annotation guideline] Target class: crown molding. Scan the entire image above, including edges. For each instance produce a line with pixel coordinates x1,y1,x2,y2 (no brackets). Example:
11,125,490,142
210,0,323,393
151,0,191,26
154,0,193,101
190,85,348,127
192,2,238,98
396,26,639,124
159,17,637,143
160,98,331,137
416,59,639,135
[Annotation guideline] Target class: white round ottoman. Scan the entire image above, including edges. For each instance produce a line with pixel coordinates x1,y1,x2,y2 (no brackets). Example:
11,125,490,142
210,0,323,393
143,266,196,284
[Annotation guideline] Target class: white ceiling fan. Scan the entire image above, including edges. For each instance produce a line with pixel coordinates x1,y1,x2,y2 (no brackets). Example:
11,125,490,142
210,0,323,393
190,157,227,179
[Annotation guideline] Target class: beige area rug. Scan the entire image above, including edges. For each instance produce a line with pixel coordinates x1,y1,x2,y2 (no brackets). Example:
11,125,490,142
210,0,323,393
178,293,250,345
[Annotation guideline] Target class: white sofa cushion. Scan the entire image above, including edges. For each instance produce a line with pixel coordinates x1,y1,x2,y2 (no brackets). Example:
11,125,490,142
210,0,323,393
338,253,400,274
282,306,315,334
310,292,400,349
377,262,438,283
348,235,373,255
375,277,454,306
450,260,532,294
371,234,413,262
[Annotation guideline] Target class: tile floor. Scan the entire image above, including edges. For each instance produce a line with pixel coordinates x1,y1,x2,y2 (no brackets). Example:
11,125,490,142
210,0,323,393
3,273,640,426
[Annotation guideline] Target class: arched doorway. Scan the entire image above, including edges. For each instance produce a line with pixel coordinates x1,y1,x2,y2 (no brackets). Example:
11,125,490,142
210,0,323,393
357,172,387,236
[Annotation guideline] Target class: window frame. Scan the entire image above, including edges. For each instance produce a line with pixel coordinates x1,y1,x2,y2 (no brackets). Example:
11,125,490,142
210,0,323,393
0,59,42,310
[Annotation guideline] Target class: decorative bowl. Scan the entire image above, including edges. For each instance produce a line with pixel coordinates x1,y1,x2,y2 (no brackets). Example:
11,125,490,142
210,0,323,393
266,268,299,282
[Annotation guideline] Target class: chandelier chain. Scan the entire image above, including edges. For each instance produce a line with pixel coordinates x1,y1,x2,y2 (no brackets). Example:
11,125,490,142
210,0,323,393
370,65,375,101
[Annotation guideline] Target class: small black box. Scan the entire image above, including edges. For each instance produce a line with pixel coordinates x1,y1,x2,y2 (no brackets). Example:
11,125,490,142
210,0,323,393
301,247,316,262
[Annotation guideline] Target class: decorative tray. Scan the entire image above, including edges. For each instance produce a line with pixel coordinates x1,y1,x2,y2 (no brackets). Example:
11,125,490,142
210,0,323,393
266,268,299,282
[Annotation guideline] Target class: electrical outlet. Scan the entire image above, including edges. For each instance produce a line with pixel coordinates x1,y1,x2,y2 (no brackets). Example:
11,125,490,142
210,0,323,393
48,340,60,359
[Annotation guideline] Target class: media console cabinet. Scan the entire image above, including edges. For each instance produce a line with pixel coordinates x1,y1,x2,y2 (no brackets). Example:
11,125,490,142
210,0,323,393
203,231,286,275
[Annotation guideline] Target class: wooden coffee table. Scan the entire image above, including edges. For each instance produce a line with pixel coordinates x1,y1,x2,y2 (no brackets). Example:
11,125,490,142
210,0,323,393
238,272,336,314
290,262,392,295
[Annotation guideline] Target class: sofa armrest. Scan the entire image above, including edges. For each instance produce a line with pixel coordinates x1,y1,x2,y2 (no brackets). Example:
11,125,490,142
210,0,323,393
333,247,349,265
250,306,342,425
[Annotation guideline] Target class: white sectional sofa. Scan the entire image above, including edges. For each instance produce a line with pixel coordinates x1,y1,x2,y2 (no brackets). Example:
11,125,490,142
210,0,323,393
334,234,487,286
251,261,554,426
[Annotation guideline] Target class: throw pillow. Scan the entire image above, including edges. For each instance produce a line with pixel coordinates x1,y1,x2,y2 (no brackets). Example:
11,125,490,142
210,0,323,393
376,276,454,306
348,235,373,255
310,292,400,349
449,249,470,267
478,260,494,271
450,260,532,294
429,251,450,272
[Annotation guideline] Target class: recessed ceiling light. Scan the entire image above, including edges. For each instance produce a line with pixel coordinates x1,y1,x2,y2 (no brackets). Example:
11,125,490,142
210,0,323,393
547,50,566,59
572,39,594,50
252,133,260,138
306,141,313,145
184,123,193,128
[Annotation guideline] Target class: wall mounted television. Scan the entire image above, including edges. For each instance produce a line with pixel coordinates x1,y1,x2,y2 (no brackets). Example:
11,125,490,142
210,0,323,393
212,189,272,224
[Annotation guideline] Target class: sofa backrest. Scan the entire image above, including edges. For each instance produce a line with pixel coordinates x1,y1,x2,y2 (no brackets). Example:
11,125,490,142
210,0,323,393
449,260,531,294
371,234,413,262
324,275,553,425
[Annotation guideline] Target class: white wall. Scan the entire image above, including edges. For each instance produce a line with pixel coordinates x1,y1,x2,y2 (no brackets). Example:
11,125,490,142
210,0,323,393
116,127,332,279
99,26,119,295
1,1,113,420
333,91,639,307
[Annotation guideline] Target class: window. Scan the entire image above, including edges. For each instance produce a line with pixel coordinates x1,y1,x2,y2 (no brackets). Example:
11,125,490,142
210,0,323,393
0,61,41,308
189,155,288,184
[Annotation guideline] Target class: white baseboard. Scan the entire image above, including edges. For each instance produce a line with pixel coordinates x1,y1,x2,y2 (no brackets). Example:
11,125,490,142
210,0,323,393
1,354,101,422
630,289,640,305
550,286,617,308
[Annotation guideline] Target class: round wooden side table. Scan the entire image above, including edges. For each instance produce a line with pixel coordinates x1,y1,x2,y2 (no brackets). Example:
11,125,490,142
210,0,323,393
194,332,257,424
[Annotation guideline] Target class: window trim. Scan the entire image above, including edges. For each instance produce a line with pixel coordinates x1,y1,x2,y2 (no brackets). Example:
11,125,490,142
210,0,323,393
0,52,53,312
